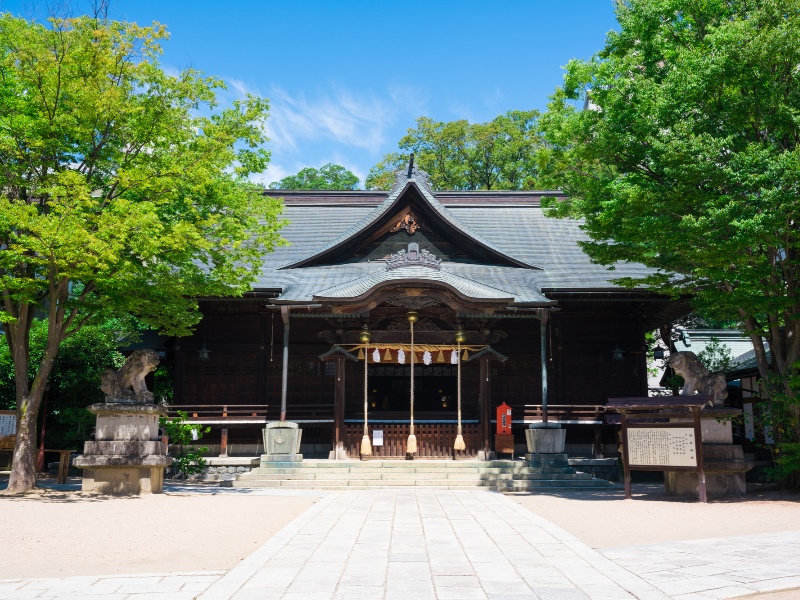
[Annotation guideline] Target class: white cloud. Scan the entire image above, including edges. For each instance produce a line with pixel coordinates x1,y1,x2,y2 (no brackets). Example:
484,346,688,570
263,85,404,155
250,162,293,188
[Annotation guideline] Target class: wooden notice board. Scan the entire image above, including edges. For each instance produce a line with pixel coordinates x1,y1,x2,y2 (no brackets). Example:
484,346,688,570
606,397,708,503
0,410,16,438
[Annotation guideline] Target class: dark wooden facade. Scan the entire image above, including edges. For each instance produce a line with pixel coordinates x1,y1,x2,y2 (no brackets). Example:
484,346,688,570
170,168,687,458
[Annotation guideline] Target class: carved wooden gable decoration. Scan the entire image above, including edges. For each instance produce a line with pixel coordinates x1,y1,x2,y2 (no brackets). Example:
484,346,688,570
281,170,537,270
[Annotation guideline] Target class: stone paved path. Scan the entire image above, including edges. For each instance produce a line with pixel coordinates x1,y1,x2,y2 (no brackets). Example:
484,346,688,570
602,531,800,600
2,488,799,599
0,572,224,599
198,489,668,600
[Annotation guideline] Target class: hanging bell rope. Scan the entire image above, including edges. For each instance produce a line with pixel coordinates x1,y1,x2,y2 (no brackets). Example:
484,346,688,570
454,332,466,453
360,331,372,457
407,311,418,455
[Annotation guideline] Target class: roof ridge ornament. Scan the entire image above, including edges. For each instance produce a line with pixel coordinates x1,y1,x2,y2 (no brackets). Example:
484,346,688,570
389,153,434,196
386,243,441,271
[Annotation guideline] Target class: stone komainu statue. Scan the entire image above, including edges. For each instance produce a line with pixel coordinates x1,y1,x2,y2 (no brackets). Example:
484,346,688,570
101,349,160,403
666,351,728,408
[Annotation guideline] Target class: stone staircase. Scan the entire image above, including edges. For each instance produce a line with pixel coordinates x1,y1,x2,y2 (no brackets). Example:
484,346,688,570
223,454,620,492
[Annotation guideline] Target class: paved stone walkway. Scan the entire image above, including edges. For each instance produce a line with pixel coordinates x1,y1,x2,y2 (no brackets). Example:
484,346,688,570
602,531,800,599
198,489,668,600
2,487,799,599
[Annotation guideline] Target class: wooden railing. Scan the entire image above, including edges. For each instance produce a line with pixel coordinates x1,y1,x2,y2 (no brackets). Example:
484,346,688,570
165,404,333,424
521,404,605,424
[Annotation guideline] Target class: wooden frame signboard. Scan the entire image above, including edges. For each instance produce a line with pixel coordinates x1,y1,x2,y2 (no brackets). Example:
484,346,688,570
606,397,708,503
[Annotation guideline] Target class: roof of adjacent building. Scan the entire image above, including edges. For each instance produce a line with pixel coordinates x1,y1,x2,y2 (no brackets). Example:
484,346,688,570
255,168,656,305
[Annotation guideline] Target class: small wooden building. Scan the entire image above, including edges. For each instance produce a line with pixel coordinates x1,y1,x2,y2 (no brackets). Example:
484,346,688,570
171,166,687,458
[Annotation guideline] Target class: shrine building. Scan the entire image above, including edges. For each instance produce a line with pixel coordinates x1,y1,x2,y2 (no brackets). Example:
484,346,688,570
170,164,687,459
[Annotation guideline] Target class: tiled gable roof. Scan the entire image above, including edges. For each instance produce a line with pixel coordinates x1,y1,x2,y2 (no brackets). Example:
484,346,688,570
258,172,656,304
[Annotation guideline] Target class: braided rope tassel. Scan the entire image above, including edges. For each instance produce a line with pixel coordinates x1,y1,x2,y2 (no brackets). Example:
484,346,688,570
454,338,466,452
360,341,372,457
407,319,417,454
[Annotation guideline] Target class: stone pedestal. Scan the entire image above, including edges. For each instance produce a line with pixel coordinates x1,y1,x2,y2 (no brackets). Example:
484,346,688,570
525,423,566,457
665,408,751,498
261,421,302,467
74,403,171,495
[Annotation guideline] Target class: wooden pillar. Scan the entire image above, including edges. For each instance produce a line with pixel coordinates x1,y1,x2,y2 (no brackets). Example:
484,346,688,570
280,306,290,422
480,357,492,460
332,355,346,459
539,308,550,423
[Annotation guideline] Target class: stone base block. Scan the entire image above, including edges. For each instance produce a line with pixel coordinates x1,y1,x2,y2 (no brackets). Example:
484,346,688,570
262,422,303,456
81,466,165,494
260,453,303,467
525,427,566,454
87,403,166,442
665,444,750,498
82,441,165,456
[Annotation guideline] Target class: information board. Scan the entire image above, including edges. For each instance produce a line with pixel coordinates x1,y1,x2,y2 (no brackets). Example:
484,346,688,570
0,411,16,437
372,429,384,447
627,427,697,467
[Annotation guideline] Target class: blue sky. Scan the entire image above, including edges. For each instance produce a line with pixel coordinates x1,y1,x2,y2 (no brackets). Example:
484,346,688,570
3,1,618,188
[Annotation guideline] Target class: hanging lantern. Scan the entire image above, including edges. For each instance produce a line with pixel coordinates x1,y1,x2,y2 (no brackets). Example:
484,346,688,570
384,349,392,362
436,350,445,363
653,345,666,360
398,348,406,364
612,344,625,362
423,350,432,365
372,348,381,362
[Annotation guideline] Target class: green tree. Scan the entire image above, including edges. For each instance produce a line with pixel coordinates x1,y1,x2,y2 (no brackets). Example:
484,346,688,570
0,319,129,450
539,0,800,447
366,110,543,190
269,163,359,190
0,14,285,493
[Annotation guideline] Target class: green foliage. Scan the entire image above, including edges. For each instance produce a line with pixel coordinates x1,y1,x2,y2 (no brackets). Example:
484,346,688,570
768,443,800,490
696,337,733,374
539,0,800,440
159,410,209,479
152,364,174,404
366,110,544,190
269,163,359,190
0,319,127,449
0,12,285,490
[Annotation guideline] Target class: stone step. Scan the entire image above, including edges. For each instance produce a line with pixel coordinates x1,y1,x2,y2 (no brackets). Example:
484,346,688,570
227,478,619,490
239,471,490,482
226,456,617,492
245,466,578,476
229,479,486,489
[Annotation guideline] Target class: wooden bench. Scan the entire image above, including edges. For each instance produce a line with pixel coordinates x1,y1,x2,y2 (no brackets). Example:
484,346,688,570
44,449,74,484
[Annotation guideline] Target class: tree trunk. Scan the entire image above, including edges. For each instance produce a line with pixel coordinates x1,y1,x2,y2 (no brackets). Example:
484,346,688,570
7,393,41,493
5,303,61,494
